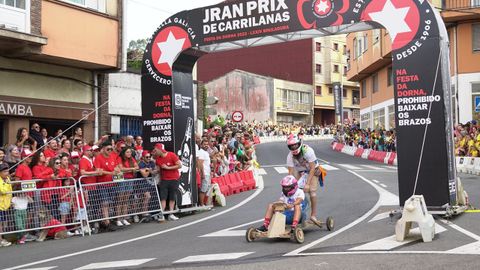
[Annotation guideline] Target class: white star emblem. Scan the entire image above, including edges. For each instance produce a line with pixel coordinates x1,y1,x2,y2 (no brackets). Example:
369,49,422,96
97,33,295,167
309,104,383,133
156,31,186,69
368,0,411,41
316,0,330,14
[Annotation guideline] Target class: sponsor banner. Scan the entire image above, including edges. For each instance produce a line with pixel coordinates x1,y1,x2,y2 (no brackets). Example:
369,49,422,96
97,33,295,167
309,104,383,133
142,0,455,208
333,82,342,116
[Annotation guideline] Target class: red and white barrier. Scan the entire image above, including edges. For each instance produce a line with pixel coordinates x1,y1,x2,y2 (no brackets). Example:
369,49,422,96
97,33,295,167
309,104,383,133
332,143,397,166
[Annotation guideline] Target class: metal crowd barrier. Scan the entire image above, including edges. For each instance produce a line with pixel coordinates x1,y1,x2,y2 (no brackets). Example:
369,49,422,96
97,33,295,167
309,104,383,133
1,178,84,240
78,175,163,233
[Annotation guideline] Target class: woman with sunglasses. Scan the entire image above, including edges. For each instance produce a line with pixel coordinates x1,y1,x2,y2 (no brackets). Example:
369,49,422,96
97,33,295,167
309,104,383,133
115,147,138,226
133,151,156,222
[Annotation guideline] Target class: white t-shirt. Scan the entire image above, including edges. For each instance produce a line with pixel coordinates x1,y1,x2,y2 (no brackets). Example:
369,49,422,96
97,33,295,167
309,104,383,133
286,145,318,172
12,196,29,210
197,148,211,176
279,188,305,211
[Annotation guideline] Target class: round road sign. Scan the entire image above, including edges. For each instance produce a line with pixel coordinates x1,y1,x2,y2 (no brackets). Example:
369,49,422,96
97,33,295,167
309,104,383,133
232,111,244,122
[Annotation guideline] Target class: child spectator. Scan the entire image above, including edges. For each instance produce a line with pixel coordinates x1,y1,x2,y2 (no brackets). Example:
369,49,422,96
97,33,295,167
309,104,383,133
116,147,138,226
11,185,32,244
58,178,74,224
0,163,12,247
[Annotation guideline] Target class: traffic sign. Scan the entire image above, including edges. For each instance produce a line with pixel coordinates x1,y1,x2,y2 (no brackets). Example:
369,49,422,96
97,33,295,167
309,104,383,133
232,111,244,122
475,96,480,112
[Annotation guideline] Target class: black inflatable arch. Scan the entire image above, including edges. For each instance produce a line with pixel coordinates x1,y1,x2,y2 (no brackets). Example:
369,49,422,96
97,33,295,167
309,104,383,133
142,0,456,210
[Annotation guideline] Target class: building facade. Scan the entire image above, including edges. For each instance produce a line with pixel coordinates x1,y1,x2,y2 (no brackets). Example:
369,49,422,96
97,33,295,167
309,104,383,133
0,0,122,146
204,69,312,124
313,35,360,126
347,1,480,129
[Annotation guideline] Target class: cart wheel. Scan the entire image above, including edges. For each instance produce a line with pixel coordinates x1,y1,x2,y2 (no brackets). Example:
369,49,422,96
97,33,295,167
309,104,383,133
293,227,304,244
246,227,256,242
326,216,334,231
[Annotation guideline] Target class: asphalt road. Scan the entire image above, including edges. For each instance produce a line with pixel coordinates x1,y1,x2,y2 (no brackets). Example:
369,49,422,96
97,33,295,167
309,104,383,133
1,140,479,270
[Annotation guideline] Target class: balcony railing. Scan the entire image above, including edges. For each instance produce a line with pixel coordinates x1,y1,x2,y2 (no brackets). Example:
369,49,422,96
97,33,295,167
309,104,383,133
442,0,480,10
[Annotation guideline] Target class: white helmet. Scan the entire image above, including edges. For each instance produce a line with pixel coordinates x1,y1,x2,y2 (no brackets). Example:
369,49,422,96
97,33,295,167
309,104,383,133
286,134,303,156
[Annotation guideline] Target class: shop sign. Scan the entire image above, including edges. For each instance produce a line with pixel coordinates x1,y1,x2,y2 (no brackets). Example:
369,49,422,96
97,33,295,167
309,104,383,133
0,102,33,116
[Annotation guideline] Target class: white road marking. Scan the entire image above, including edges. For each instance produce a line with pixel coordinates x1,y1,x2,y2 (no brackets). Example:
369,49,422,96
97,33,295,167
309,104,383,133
255,168,267,175
368,212,391,223
339,164,362,170
261,164,286,168
317,158,330,164
18,268,57,270
200,219,263,238
447,241,480,254
372,180,380,184
382,166,396,170
380,184,387,188
362,165,381,170
274,167,289,174
174,252,254,263
439,219,480,241
319,164,338,171
73,259,155,270
285,170,399,256
349,223,446,251
4,179,265,270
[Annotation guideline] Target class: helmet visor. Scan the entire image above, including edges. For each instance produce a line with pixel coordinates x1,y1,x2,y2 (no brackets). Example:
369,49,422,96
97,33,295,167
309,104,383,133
282,185,295,196
288,142,301,151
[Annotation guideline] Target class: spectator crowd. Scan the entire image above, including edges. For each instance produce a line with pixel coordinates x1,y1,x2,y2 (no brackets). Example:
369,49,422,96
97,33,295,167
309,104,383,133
454,121,480,157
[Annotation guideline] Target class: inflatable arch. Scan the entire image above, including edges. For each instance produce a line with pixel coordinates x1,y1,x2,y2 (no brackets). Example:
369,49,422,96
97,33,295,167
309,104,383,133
141,0,457,211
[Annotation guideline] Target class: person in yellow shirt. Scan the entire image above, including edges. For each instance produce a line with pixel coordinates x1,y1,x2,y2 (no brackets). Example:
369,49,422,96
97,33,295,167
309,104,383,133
0,163,13,247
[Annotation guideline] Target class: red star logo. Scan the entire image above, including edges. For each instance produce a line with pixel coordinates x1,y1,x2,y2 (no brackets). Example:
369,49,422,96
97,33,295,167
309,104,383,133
151,26,192,76
314,0,332,16
362,0,420,50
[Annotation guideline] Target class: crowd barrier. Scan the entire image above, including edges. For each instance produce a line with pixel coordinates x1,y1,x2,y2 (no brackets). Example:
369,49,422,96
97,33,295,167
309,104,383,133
257,134,334,144
211,170,257,197
0,178,85,240
78,176,162,231
456,157,480,176
331,142,398,165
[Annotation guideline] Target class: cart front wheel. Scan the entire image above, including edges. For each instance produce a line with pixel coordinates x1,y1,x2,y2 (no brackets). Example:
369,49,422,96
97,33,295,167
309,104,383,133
326,216,334,231
293,227,304,244
246,227,256,242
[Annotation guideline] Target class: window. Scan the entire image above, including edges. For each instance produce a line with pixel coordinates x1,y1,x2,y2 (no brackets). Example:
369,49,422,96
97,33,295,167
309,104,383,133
361,80,367,98
363,34,368,52
328,87,333,95
333,43,339,51
343,45,347,55
353,38,357,59
61,0,106,13
316,64,322,73
388,105,396,129
360,113,370,129
316,42,322,52
333,65,339,73
473,24,480,52
387,67,393,86
343,88,347,98
373,108,385,129
352,90,360,105
1,0,25,8
357,38,363,57
315,86,322,96
301,92,311,104
372,74,378,93
343,66,348,75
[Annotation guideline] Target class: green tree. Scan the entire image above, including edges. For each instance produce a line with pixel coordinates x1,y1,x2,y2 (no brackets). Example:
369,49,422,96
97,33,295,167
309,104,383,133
127,38,149,73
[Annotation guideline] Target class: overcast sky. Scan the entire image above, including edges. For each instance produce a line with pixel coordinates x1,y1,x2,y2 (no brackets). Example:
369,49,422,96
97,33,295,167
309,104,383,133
126,0,223,42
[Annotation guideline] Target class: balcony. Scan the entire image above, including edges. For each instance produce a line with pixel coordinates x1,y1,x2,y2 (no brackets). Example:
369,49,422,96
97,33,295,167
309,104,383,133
0,28,47,57
441,0,480,22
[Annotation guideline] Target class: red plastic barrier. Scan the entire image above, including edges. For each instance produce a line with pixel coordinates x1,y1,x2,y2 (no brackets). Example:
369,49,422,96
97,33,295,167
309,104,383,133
332,143,344,152
376,151,387,163
368,150,376,161
354,148,364,157
226,173,243,194
388,152,397,165
240,170,256,191
217,176,231,196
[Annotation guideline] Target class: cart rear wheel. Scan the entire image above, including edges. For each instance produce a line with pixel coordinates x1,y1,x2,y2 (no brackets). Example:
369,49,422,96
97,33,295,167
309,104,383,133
246,227,256,242
293,227,304,244
326,216,334,231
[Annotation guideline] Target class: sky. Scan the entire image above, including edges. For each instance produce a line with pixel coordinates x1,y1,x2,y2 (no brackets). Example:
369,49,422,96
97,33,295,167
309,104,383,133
126,0,224,42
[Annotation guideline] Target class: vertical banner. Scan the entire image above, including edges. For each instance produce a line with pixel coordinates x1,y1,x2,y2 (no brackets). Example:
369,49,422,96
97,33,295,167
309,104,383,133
333,82,343,116
142,0,456,210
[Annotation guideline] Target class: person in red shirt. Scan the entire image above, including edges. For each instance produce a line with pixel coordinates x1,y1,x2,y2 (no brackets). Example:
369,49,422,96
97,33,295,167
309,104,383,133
15,150,33,181
115,147,138,226
79,145,98,202
155,143,181,221
92,142,119,230
43,140,58,163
